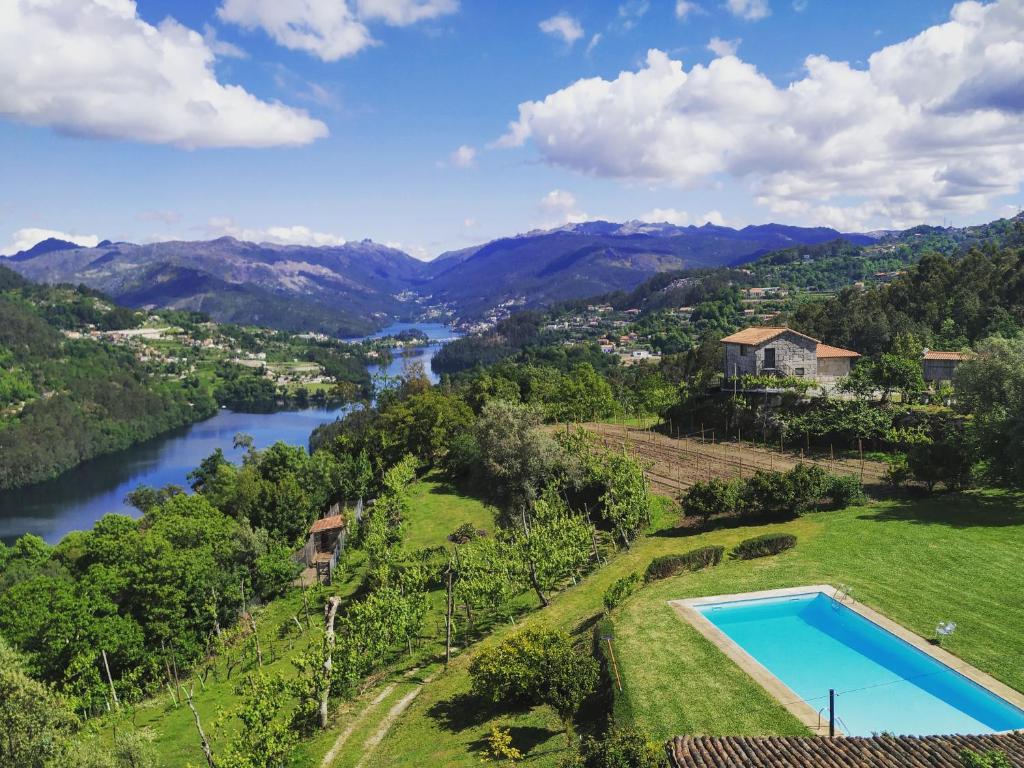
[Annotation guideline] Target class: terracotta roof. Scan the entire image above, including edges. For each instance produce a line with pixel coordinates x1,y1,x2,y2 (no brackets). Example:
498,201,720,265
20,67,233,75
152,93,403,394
309,514,345,533
668,733,1024,768
719,327,820,346
816,343,860,359
923,350,970,361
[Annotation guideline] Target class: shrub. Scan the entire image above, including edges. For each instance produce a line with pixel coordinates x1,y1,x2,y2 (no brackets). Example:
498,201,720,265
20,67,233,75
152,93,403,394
645,546,723,582
884,453,911,488
731,533,796,560
827,474,866,508
603,572,642,612
580,724,668,768
960,749,1012,768
448,522,485,544
680,478,742,523
469,629,599,735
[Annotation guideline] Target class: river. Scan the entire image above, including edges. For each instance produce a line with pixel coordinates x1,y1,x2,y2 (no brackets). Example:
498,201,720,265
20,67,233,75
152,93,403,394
0,322,458,544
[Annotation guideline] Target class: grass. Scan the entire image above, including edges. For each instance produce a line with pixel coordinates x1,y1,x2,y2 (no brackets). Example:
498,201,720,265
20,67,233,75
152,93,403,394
104,476,497,767
403,476,497,552
366,489,1024,767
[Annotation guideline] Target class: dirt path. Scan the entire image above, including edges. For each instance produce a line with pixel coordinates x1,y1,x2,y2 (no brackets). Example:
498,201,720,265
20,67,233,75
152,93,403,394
353,671,438,768
575,422,888,496
319,683,397,768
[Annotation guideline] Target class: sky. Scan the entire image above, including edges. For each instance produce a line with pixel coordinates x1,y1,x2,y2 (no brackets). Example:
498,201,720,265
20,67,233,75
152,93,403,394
1,0,1022,259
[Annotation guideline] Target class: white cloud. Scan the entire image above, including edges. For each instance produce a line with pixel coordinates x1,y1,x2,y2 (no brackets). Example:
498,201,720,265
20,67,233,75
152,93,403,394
539,189,589,226
699,210,726,226
449,144,477,168
217,0,456,61
385,240,430,260
539,13,584,46
0,0,326,149
792,0,808,11
707,36,741,57
208,218,346,247
617,1,650,30
218,0,374,61
640,208,689,225
675,1,701,19
355,0,458,25
2,228,100,256
726,0,770,21
202,23,247,58
586,33,603,55
498,0,1024,229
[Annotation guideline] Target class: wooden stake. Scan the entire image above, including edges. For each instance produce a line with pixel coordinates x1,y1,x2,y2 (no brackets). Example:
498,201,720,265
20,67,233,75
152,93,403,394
102,650,120,710
184,684,216,768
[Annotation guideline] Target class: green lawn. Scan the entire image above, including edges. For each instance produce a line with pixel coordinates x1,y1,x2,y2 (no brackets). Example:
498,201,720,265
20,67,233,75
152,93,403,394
403,476,497,551
367,490,1024,767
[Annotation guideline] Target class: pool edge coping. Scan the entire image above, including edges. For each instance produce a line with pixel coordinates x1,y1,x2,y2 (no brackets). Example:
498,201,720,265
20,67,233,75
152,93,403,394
668,584,1024,738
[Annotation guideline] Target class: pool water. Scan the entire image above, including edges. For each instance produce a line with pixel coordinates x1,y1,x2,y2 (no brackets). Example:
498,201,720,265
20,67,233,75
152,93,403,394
699,592,1024,736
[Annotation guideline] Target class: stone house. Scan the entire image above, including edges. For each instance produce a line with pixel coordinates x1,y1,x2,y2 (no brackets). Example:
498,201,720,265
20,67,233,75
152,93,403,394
721,327,859,384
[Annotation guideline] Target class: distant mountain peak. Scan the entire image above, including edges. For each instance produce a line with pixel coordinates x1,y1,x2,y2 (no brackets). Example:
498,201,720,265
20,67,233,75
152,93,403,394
6,237,82,261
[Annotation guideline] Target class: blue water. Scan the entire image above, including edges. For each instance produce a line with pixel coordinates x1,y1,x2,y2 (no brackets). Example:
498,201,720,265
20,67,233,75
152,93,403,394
0,322,460,544
699,592,1024,736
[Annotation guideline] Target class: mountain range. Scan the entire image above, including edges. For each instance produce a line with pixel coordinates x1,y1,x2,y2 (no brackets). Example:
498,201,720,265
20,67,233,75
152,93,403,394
0,221,880,333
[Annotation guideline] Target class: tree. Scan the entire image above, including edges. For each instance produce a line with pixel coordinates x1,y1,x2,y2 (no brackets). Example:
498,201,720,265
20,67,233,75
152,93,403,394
680,478,742,525
0,638,76,768
475,400,564,512
513,490,593,607
595,450,650,549
954,335,1024,485
906,416,975,491
469,629,598,742
217,674,297,768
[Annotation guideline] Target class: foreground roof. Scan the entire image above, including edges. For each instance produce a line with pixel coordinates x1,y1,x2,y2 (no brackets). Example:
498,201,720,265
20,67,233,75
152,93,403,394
719,327,820,346
668,733,1024,768
816,343,860,359
309,514,346,534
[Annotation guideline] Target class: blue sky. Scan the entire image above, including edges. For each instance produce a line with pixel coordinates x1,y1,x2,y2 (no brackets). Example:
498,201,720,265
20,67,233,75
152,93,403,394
1,0,1022,258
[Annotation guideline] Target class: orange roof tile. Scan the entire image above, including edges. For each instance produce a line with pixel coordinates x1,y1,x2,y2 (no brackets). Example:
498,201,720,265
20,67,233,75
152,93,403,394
816,343,860,359
923,350,969,361
668,732,1024,768
309,514,345,534
720,327,820,346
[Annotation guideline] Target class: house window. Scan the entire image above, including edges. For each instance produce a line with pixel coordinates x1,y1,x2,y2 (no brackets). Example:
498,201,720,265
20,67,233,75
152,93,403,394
764,347,776,369
739,344,748,357
795,367,805,376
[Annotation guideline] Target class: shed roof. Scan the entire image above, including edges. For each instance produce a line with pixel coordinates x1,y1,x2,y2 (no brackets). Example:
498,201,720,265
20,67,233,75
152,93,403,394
923,350,969,361
719,327,820,346
668,733,1024,768
309,514,345,534
816,343,860,359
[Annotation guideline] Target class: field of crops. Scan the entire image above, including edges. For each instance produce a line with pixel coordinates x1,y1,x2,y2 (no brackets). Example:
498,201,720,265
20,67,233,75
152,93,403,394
576,422,889,497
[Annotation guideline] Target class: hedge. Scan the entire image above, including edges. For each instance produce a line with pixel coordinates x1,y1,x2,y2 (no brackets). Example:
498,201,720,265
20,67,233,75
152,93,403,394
730,533,797,560
645,546,724,582
603,572,642,612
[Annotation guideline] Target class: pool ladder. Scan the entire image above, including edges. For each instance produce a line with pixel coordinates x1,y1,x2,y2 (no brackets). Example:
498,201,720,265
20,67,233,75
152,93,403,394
831,584,852,610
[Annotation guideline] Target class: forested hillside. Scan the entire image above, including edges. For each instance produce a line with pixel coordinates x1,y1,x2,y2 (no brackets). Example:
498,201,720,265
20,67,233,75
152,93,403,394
0,266,216,489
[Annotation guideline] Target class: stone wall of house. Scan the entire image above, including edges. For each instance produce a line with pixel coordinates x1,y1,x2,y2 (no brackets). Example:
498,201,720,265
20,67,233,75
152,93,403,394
818,357,853,382
724,332,818,379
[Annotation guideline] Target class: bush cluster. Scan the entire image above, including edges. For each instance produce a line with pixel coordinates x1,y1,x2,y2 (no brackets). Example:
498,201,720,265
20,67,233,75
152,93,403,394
680,464,864,524
730,533,797,560
603,572,642,612
644,546,724,582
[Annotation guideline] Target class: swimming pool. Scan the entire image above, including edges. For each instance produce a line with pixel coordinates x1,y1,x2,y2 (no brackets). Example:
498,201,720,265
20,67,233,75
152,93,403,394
675,587,1024,737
